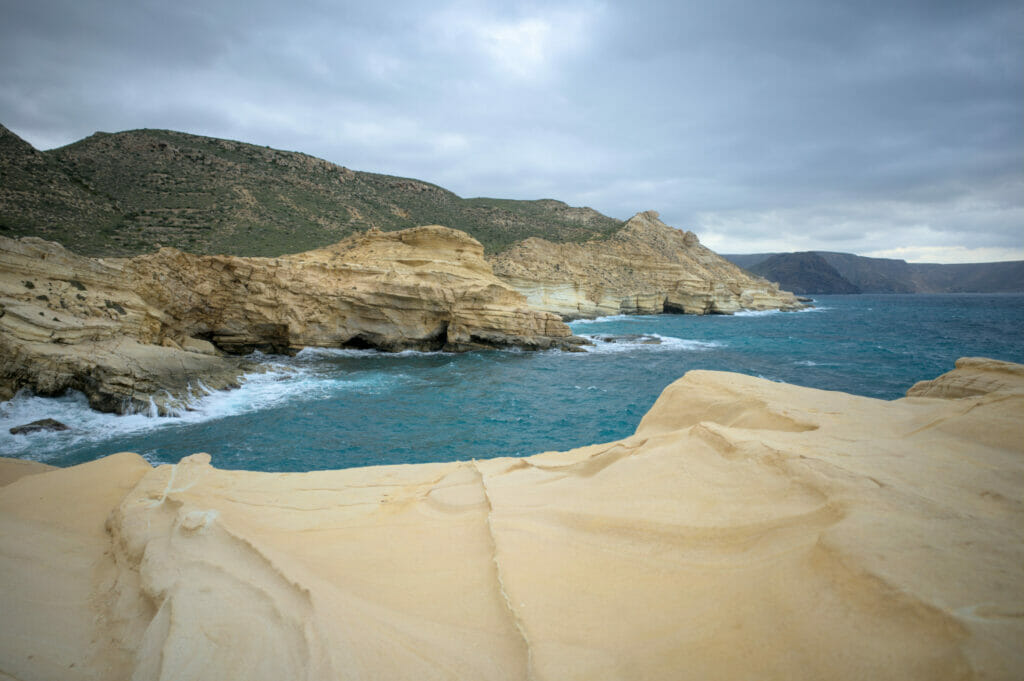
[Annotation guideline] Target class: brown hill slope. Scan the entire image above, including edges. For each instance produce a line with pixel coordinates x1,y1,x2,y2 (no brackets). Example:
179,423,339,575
1,126,621,256
0,124,123,249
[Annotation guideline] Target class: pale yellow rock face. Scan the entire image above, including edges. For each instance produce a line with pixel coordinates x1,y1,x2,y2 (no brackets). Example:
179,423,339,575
1,359,1021,680
489,210,805,318
0,227,576,412
906,356,1024,399
126,226,573,355
0,236,243,413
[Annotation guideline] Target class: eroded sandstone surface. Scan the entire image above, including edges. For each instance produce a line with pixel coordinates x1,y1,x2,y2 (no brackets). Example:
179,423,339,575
489,210,805,317
1,358,1021,680
0,227,578,413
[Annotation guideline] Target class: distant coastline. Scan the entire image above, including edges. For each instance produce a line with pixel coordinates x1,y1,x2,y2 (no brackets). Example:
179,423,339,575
723,251,1024,295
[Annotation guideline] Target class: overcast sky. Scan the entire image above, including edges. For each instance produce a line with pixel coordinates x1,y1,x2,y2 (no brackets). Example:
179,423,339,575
2,0,1021,261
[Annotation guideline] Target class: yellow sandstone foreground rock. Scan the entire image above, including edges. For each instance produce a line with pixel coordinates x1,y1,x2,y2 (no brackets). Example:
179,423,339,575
0,227,577,413
1,358,1022,680
489,210,805,318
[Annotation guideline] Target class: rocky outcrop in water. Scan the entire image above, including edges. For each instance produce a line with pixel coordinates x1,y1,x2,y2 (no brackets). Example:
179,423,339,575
0,227,579,413
2,358,1022,680
8,418,70,435
489,211,805,318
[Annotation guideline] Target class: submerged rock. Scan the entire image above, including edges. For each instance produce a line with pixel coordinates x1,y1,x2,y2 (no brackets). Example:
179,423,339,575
8,418,69,435
593,333,662,344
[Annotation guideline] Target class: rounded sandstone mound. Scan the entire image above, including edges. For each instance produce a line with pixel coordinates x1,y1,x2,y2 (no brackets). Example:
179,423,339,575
1,358,1021,680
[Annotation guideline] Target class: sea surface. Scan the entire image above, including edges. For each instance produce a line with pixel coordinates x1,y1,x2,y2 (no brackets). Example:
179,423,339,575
2,294,1022,472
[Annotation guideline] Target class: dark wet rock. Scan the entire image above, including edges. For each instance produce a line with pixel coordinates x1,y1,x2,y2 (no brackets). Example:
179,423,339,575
9,418,70,435
595,334,662,345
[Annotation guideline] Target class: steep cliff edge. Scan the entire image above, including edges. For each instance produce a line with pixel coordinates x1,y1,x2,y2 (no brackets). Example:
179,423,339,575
1,358,1021,680
489,211,805,318
0,227,578,413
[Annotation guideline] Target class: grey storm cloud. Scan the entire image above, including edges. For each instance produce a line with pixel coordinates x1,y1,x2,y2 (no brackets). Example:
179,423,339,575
1,0,1021,262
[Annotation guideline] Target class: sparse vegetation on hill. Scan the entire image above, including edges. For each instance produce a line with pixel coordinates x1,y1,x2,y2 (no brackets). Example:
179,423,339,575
1,125,623,257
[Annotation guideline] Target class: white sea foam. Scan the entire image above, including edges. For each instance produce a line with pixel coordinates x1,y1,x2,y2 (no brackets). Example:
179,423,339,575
732,309,782,317
0,366,399,460
731,306,829,317
293,347,446,361
568,314,633,326
576,334,722,354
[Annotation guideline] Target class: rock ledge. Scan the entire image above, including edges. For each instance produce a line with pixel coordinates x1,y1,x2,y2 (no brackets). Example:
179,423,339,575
0,227,580,413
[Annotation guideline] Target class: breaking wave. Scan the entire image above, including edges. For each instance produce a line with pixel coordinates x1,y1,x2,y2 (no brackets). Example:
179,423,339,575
0,367,399,461
576,334,723,354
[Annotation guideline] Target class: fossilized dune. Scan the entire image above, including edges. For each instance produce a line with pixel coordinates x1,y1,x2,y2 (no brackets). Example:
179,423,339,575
0,227,579,413
489,210,806,318
1,358,1022,680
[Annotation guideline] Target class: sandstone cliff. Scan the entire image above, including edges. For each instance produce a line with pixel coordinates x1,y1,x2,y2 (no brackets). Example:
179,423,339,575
0,227,578,413
1,358,1022,680
489,210,805,318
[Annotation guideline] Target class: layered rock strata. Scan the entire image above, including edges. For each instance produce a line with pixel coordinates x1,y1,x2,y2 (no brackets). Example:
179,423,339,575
1,358,1022,680
0,227,578,413
489,210,805,318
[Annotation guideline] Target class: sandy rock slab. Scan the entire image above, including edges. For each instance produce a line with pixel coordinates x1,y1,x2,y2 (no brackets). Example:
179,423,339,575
489,210,806,318
0,227,580,413
1,358,1022,680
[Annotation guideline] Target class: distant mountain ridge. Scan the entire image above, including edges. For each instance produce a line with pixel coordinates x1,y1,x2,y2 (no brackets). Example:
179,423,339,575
0,124,622,257
723,251,1024,294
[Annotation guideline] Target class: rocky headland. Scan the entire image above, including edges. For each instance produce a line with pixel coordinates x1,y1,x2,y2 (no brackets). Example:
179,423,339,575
489,211,805,318
0,227,579,414
1,358,1022,680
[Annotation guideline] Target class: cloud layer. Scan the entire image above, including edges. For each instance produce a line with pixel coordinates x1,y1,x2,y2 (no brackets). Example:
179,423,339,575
2,0,1021,261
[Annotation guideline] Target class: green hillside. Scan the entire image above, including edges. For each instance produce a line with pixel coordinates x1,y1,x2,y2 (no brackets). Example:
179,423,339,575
1,125,623,257
0,125,124,248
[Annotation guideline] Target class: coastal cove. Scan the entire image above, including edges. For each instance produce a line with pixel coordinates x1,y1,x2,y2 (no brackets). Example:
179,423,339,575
3,293,1022,471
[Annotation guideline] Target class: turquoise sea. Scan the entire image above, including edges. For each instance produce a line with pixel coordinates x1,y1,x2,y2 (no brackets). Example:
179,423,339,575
2,294,1023,471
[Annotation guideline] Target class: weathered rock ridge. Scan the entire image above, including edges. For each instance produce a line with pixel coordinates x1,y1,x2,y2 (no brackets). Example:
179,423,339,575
0,227,578,413
489,210,805,318
1,358,1022,680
